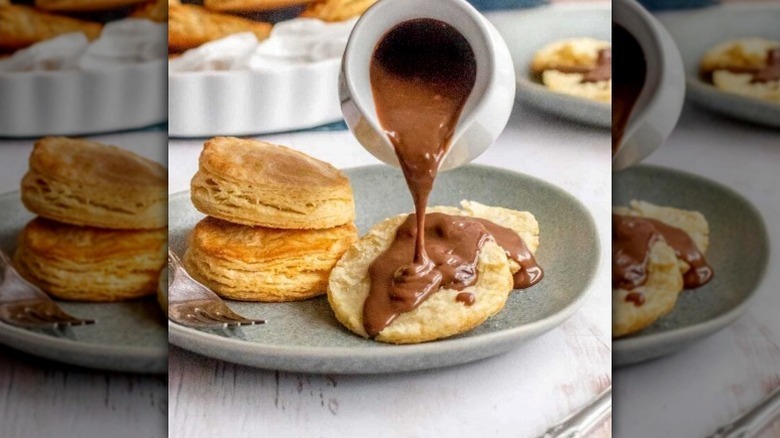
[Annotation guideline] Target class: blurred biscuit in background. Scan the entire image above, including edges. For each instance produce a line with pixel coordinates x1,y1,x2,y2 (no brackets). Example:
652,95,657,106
0,5,102,50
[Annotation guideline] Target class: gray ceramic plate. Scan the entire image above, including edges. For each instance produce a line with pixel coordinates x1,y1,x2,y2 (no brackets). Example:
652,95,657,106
657,6,780,128
488,4,611,127
169,165,600,374
0,192,168,374
613,165,769,366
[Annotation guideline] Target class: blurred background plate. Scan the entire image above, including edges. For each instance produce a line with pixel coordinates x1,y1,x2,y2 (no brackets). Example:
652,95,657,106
488,3,611,127
613,165,768,366
657,5,780,128
0,192,168,374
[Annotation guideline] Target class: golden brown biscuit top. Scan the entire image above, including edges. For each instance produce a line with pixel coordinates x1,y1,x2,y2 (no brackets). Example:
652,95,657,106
190,216,357,261
200,137,350,189
20,217,166,260
29,137,166,190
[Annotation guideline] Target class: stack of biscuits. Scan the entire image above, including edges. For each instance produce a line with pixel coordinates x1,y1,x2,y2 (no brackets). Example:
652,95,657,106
184,137,358,302
14,137,167,302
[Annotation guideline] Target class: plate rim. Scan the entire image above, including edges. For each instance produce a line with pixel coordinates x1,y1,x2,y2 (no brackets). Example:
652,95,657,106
168,163,602,372
0,190,169,373
612,164,770,361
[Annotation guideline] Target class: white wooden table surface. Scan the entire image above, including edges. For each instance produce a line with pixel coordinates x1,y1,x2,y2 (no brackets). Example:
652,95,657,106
168,104,613,438
614,104,780,438
0,131,168,438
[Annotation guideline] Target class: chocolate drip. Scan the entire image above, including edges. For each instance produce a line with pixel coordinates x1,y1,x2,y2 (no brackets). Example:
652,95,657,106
366,18,543,337
612,25,646,156
709,48,780,83
612,214,713,298
456,292,476,306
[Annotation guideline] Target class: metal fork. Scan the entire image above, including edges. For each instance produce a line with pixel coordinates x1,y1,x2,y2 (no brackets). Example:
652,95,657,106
707,386,780,438
0,250,95,329
167,249,265,328
537,385,612,438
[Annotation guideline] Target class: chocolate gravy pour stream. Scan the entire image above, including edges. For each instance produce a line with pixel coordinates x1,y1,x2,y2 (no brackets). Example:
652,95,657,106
365,19,542,337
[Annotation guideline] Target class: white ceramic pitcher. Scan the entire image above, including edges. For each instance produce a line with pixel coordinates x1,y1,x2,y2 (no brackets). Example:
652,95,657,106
339,0,516,171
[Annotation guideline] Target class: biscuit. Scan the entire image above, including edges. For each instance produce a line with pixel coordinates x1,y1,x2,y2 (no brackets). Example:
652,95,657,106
701,38,780,102
35,0,146,12
0,5,102,50
131,0,167,22
183,216,358,301
21,137,167,230
14,217,166,302
300,0,376,22
204,0,313,12
612,201,710,337
328,202,539,344
612,239,683,338
168,3,272,52
532,38,612,102
191,137,356,229
541,70,612,102
700,38,780,73
619,200,709,274
531,37,611,74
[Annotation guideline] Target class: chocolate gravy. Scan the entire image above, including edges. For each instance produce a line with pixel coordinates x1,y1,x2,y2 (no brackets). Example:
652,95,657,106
716,48,780,83
612,214,713,303
555,48,612,83
365,19,543,337
612,24,646,156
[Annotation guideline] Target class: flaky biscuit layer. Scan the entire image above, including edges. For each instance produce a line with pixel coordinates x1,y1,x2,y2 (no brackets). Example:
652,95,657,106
191,137,355,229
14,218,166,302
21,137,167,230
184,216,358,301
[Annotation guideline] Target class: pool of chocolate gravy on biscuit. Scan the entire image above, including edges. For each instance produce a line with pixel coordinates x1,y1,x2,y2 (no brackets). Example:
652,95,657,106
364,18,542,337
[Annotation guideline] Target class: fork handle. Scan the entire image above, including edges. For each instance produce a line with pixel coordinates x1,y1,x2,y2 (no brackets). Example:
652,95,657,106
537,385,611,438
707,387,780,438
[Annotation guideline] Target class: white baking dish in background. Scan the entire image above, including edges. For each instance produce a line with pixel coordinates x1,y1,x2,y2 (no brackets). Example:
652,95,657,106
0,60,166,138
168,57,343,138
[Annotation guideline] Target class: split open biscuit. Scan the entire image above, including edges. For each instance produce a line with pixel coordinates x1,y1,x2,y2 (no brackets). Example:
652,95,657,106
700,38,780,102
21,137,167,230
531,37,612,102
14,217,166,302
184,216,358,301
168,3,272,52
191,137,356,230
328,202,539,344
612,201,710,338
0,5,102,50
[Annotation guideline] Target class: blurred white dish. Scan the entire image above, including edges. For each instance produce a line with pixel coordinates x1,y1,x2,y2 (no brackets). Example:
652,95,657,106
0,60,166,137
168,18,355,137
168,59,342,137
